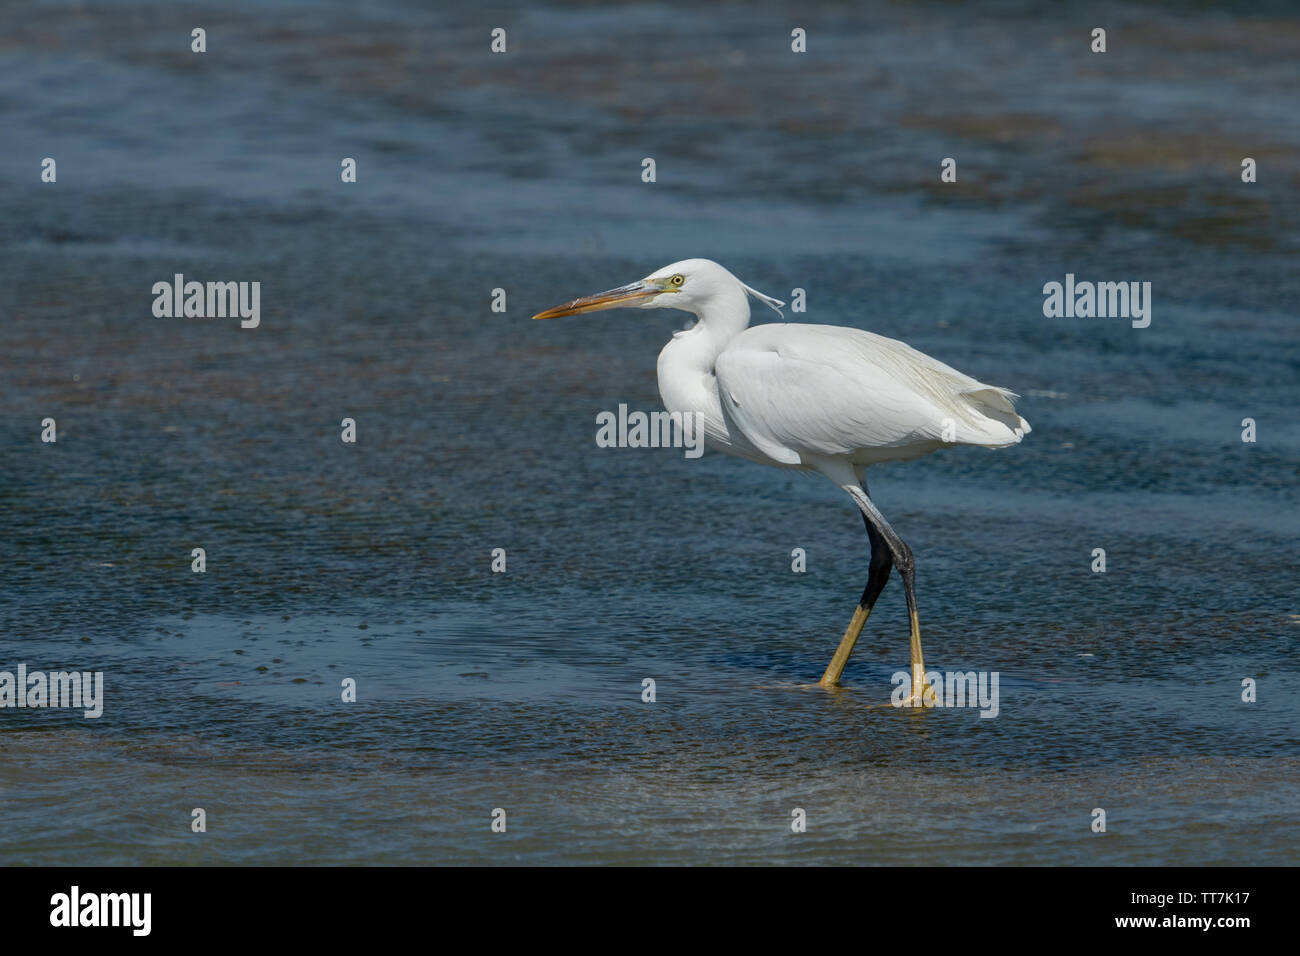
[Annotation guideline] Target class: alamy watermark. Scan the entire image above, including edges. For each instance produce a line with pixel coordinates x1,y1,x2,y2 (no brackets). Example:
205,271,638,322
0,663,103,718
152,273,260,329
50,886,150,936
596,404,705,459
892,669,999,717
1043,274,1151,328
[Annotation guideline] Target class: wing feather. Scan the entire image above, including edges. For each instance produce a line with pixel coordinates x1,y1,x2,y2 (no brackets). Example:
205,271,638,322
714,324,1029,464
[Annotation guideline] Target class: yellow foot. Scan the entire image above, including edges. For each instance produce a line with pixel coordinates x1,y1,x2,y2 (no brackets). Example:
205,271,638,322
896,680,939,709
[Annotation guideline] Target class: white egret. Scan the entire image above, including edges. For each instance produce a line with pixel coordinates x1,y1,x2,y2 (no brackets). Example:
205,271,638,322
534,259,1030,703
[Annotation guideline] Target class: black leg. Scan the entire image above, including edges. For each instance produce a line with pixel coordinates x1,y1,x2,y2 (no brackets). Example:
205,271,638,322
844,484,932,704
859,509,894,610
818,482,894,687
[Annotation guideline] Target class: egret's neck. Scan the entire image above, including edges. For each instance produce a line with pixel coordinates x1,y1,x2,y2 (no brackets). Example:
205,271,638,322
657,284,753,443
680,284,752,357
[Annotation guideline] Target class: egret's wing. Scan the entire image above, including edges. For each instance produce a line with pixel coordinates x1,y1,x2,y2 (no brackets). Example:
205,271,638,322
714,324,1029,464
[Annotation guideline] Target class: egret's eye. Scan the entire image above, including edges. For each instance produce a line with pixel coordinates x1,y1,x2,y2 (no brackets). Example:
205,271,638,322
670,274,685,287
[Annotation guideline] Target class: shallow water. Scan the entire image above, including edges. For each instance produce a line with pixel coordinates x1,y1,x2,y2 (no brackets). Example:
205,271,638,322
1,0,1298,865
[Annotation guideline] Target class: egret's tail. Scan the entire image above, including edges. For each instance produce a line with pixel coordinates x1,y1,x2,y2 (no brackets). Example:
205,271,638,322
956,385,1031,447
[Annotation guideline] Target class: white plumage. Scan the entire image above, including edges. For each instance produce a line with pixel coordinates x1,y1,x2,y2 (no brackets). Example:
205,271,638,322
715,324,1029,466
535,257,1030,697
646,259,1029,476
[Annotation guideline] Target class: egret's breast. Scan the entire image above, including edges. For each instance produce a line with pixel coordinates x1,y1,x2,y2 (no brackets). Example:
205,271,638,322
657,337,733,452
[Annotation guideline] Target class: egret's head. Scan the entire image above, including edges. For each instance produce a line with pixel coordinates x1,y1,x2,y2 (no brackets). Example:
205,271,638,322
532,258,784,320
